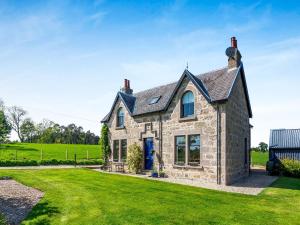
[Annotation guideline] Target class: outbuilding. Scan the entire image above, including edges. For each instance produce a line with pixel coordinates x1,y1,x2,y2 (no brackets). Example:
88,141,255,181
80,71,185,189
269,129,300,162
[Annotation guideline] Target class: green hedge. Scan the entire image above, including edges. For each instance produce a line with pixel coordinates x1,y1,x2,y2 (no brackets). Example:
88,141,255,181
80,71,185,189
280,159,300,178
0,159,103,167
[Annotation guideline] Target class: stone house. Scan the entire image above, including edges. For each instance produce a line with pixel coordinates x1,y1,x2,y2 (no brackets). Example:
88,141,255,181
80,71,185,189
101,37,252,185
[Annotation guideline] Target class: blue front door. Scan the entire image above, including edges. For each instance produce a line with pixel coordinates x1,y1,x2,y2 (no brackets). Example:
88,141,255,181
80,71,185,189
144,138,154,170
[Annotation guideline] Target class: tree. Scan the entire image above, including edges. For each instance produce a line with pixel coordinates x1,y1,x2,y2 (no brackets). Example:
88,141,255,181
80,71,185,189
0,110,11,144
100,124,111,165
8,106,27,142
0,98,4,111
20,118,35,143
127,143,143,173
258,142,268,152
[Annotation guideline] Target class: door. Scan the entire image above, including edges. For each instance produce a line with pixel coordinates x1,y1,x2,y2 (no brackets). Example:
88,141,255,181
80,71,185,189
144,138,154,170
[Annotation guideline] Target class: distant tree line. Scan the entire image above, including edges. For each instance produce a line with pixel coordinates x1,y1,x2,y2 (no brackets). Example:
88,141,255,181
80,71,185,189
251,142,269,152
0,98,99,145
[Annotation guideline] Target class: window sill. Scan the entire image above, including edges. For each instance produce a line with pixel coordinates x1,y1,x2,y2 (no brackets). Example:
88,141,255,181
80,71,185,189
178,115,197,122
173,164,204,170
116,126,125,130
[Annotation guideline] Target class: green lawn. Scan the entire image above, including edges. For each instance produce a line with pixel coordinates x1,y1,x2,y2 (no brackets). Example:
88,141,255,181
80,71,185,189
0,169,299,224
0,143,101,161
251,151,269,166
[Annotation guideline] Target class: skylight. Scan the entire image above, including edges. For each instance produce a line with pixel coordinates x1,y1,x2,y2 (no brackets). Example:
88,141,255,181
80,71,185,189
148,96,161,105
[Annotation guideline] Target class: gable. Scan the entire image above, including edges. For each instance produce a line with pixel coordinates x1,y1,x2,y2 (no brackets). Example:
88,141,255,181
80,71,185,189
101,92,135,123
227,65,252,118
226,68,251,118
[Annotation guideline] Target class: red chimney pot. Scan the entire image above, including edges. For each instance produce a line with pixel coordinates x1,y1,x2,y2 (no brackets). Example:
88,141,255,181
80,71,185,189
124,79,128,89
231,37,237,48
127,80,130,89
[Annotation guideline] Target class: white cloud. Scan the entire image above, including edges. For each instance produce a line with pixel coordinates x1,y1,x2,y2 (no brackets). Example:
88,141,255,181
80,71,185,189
87,11,107,25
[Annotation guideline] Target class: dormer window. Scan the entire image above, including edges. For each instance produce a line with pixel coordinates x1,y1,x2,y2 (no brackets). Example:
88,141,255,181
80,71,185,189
181,91,194,118
148,96,161,105
117,107,124,127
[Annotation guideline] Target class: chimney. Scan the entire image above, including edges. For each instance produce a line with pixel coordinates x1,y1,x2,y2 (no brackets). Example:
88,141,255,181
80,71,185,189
226,36,242,69
231,37,237,48
121,78,133,95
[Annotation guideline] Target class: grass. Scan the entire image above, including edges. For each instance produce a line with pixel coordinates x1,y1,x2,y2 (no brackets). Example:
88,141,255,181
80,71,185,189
0,214,6,225
0,169,299,224
0,143,101,161
251,151,268,166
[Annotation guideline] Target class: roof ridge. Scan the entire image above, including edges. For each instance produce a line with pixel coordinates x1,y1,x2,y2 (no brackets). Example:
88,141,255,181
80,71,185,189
133,66,228,96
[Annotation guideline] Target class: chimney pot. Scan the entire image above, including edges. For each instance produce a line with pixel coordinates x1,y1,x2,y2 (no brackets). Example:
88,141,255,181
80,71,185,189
121,78,133,95
231,37,237,48
127,80,130,89
124,79,128,89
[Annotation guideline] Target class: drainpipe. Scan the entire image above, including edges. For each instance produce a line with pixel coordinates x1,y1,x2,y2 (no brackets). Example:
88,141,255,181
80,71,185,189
217,105,221,185
159,114,163,171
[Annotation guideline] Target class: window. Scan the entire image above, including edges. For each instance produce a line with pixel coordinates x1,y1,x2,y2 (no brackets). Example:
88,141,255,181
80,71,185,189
175,136,186,165
175,135,201,166
181,91,194,118
148,96,161,105
188,135,200,166
113,140,119,162
121,139,127,161
117,108,124,127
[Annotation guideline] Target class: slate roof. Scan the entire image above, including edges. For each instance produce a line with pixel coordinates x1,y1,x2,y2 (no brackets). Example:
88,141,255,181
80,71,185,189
269,129,300,149
101,64,252,122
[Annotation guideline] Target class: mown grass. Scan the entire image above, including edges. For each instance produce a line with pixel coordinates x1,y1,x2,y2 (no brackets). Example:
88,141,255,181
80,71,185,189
0,143,101,161
0,169,299,225
251,151,269,166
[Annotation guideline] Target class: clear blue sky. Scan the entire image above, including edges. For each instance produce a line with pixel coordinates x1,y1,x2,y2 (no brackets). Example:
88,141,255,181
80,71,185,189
1,0,300,146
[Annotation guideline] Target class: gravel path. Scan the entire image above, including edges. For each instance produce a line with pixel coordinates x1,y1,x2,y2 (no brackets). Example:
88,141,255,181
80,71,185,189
95,168,278,195
0,179,44,225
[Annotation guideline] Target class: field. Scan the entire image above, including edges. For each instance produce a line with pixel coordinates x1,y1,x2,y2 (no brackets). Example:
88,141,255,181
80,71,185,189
0,169,299,224
251,151,269,166
0,143,101,161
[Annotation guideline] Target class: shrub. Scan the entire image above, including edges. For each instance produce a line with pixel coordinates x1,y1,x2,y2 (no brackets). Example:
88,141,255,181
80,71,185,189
266,160,281,175
127,143,143,173
100,124,110,165
280,159,300,178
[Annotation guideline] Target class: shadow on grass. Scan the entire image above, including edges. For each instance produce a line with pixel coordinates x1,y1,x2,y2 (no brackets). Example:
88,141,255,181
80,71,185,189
0,145,39,152
0,197,59,225
270,176,300,191
24,201,60,224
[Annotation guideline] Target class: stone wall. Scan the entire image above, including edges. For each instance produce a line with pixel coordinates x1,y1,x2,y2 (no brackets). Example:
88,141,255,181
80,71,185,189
106,73,250,185
225,72,250,185
160,77,221,183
